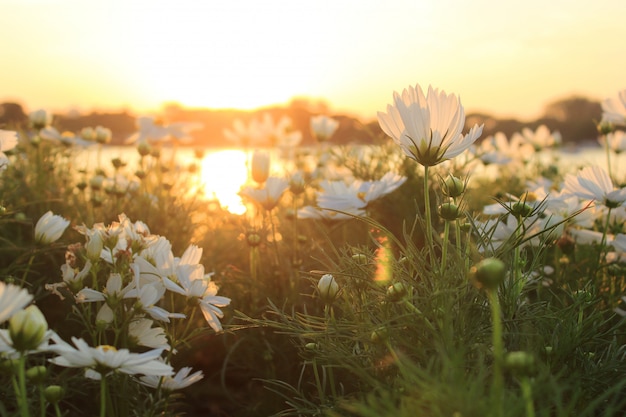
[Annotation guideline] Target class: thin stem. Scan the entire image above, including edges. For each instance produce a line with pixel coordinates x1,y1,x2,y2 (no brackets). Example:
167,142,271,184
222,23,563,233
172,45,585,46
100,376,107,417
521,377,536,417
311,359,325,404
487,288,504,417
440,220,450,272
16,355,30,417
423,166,435,261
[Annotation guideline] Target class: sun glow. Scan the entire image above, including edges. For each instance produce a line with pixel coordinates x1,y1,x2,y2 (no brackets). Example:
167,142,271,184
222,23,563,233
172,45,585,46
200,150,249,215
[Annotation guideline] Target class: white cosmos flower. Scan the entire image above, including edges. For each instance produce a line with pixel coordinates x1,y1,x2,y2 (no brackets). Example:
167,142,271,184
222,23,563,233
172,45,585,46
0,129,18,171
562,166,626,208
198,281,230,332
511,125,561,151
239,177,289,211
128,318,170,350
601,89,626,126
599,130,626,154
0,282,33,324
48,336,173,378
139,365,203,391
377,84,483,166
125,116,202,145
310,115,339,142
0,329,57,358
125,281,185,323
35,211,70,244
301,172,406,220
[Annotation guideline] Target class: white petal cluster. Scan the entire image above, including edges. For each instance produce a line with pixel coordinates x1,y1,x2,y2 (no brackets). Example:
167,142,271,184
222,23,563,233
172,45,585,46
377,84,483,166
298,172,406,220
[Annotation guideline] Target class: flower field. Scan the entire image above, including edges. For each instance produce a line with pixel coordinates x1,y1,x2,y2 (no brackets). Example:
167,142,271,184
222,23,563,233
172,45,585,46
2,84,626,416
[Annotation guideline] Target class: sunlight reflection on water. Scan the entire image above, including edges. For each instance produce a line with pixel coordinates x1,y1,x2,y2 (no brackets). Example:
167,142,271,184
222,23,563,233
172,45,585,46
81,144,621,216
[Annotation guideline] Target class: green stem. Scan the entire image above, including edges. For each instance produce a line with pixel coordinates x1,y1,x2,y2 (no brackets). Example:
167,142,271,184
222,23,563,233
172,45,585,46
311,359,325,404
487,289,504,417
423,166,435,263
440,220,450,272
100,376,107,417
521,377,535,417
512,221,524,303
16,355,30,417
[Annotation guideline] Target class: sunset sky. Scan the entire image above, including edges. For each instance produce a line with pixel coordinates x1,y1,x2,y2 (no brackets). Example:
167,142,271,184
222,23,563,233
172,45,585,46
1,0,625,121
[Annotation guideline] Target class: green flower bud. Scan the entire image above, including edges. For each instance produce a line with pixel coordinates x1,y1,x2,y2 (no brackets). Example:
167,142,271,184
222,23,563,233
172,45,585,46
111,157,126,169
443,175,465,197
0,358,20,375
137,141,151,157
511,201,533,218
246,231,262,247
386,282,408,302
504,351,536,377
597,121,614,136
352,253,368,265
370,326,389,344
438,202,460,221
43,385,65,404
25,365,48,384
9,305,48,352
471,258,506,290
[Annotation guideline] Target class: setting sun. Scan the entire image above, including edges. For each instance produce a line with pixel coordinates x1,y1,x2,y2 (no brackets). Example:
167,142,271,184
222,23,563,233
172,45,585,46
200,150,249,215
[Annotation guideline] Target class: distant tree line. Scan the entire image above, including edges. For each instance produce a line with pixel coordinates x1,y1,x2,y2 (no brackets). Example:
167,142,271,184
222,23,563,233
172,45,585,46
0,96,603,148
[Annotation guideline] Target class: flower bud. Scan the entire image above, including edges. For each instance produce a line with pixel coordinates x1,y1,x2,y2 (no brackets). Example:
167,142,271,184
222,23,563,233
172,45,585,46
386,282,408,302
0,358,19,375
29,109,52,130
43,385,65,404
511,201,533,218
89,175,105,191
251,150,271,184
95,126,112,144
317,274,339,304
35,211,70,244
370,326,389,344
289,171,306,195
471,258,506,290
26,365,48,383
85,231,104,261
246,230,262,247
443,175,465,197
9,305,48,352
352,253,368,265
597,121,615,136
137,141,151,157
504,351,536,377
80,127,96,141
438,202,460,221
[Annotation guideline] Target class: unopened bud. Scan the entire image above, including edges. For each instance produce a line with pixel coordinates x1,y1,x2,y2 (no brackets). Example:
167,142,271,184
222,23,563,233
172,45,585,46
443,175,465,198
438,202,460,221
317,274,339,304
43,385,65,404
386,282,408,302
26,365,48,384
504,351,536,377
471,258,506,290
9,305,48,352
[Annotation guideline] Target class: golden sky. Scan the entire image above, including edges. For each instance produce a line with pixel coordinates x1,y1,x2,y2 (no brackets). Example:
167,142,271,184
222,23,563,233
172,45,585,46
1,0,625,121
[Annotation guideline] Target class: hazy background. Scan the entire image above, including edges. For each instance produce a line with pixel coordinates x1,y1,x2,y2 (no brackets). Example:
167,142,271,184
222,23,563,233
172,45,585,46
1,0,625,121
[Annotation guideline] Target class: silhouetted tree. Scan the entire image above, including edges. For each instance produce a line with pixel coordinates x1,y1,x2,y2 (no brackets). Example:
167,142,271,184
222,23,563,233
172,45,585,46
0,102,27,129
